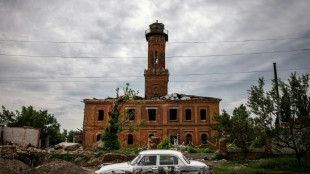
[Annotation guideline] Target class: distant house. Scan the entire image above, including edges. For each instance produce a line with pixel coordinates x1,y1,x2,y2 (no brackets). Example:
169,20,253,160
83,22,221,149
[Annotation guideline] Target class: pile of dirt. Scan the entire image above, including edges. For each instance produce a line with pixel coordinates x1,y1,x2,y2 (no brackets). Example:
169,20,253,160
0,158,89,174
29,159,88,174
0,158,31,174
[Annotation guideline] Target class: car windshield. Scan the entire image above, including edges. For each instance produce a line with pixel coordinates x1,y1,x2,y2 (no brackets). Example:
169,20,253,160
182,155,190,164
130,154,142,165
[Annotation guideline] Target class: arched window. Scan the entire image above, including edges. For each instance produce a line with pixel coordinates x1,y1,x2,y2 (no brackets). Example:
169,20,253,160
186,134,192,145
155,51,158,64
127,134,133,145
149,134,154,138
97,134,102,141
201,134,207,144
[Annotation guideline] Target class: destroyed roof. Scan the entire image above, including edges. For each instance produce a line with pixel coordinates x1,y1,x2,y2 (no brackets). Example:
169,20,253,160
158,93,221,101
84,93,221,102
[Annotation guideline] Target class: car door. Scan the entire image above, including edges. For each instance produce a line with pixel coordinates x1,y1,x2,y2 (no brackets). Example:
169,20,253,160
158,155,182,173
133,155,158,174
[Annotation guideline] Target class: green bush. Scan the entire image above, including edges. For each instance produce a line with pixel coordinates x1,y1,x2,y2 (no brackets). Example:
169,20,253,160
157,137,174,149
184,146,216,153
185,146,197,153
101,132,121,150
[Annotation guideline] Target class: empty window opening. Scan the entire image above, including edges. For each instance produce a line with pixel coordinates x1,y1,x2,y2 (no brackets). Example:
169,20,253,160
98,110,104,121
186,134,192,145
169,109,177,120
149,134,154,138
155,51,158,64
148,109,156,121
127,109,135,121
170,136,177,145
127,134,133,145
200,109,206,120
97,134,102,141
185,109,191,120
201,134,207,144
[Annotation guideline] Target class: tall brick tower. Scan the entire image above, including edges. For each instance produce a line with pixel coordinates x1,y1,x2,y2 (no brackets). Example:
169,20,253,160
144,21,169,99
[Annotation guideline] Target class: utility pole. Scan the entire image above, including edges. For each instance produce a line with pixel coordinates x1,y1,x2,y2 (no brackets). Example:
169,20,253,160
273,62,281,126
273,63,280,99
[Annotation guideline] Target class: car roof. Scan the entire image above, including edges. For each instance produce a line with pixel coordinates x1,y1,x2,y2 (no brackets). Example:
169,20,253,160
139,150,183,157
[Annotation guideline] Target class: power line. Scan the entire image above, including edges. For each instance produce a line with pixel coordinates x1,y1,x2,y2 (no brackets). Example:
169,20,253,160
1,68,309,79
0,48,309,59
0,36,310,45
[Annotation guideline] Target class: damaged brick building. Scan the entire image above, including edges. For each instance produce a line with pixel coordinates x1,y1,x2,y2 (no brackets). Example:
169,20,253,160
83,22,221,149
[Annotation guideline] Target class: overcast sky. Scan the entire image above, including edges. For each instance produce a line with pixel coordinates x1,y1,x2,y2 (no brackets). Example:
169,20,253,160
0,0,309,131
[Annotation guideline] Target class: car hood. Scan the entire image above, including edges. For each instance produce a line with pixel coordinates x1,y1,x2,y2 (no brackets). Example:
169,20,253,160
95,162,132,174
188,160,207,167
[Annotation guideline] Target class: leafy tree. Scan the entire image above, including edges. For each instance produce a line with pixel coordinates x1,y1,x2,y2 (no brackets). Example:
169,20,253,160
0,105,16,126
247,73,310,166
101,83,146,150
67,130,74,142
7,106,63,147
213,105,260,157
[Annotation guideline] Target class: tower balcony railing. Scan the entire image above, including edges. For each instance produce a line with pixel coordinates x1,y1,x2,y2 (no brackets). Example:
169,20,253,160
145,29,168,35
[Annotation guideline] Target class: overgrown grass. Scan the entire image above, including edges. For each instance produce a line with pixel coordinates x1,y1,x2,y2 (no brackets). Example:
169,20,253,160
211,156,310,174
49,153,90,164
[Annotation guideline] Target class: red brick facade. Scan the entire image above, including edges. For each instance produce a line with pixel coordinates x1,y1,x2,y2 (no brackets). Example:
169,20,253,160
82,22,221,149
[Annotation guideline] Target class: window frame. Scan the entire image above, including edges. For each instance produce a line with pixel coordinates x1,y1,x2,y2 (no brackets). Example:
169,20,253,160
147,108,157,121
185,109,192,121
126,108,135,121
98,110,104,121
200,109,207,121
201,134,207,145
169,108,178,121
127,134,134,145
159,155,179,166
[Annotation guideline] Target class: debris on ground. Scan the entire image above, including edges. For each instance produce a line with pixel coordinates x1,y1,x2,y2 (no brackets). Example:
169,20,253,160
54,142,81,151
0,158,31,174
29,159,88,174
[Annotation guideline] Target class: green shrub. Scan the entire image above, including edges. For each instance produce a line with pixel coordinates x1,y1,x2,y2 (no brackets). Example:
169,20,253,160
101,132,121,150
197,148,216,153
157,137,174,149
185,146,197,153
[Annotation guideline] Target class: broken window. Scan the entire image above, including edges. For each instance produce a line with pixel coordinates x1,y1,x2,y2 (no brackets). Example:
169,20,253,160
200,109,206,120
170,136,177,144
97,134,101,141
169,109,177,121
185,109,191,120
127,109,135,121
98,110,104,121
155,51,158,64
127,134,133,145
148,109,156,121
201,134,207,144
186,134,192,145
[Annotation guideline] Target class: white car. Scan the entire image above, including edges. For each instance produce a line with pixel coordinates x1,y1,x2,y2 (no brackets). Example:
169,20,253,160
95,150,212,174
